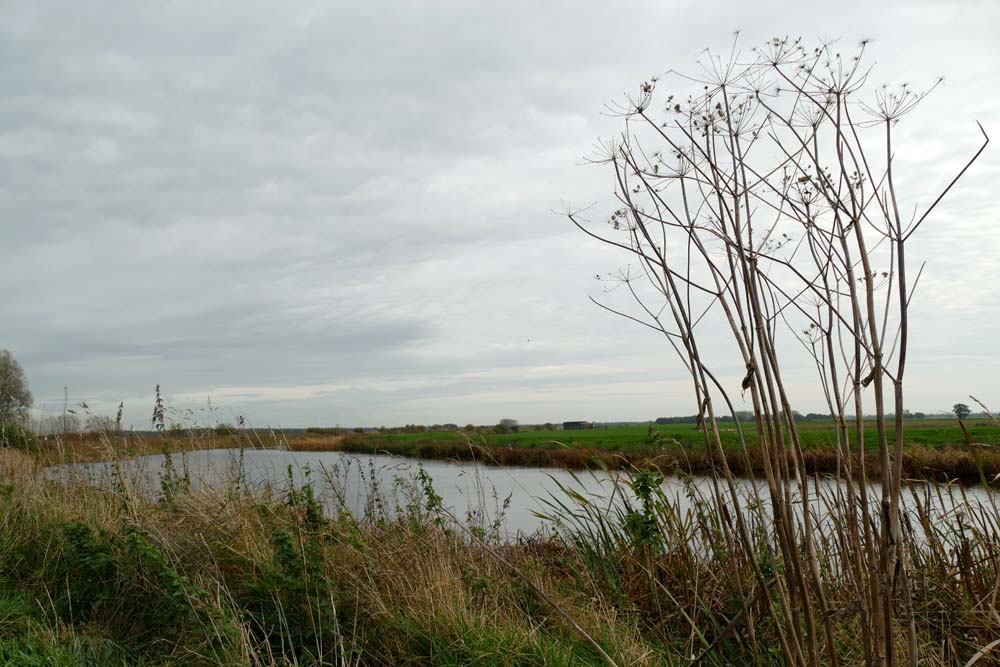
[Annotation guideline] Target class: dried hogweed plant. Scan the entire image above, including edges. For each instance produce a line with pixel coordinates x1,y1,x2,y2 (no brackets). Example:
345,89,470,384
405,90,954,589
568,36,988,666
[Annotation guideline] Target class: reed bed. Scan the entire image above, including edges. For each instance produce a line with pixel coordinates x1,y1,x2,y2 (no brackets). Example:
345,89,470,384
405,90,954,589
338,433,1000,486
33,428,287,466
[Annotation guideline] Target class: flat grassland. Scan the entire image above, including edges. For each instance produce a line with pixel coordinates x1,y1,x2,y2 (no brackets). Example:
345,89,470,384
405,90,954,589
333,419,1000,483
345,419,1000,452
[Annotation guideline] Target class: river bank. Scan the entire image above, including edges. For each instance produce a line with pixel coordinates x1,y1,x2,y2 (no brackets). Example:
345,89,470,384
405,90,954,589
28,419,1000,486
337,431,1000,486
3,446,1000,665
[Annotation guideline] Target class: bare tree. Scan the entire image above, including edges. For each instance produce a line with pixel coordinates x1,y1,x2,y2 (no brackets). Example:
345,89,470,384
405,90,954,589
569,36,987,667
0,349,33,425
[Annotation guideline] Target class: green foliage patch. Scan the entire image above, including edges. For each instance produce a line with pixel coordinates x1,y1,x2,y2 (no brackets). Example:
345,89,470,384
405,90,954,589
0,423,38,455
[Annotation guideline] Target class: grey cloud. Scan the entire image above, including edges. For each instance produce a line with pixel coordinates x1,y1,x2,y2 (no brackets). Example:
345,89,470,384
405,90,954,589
3,0,999,427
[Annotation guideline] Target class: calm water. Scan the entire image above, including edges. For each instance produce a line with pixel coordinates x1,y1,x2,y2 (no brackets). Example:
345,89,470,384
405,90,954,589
58,448,997,538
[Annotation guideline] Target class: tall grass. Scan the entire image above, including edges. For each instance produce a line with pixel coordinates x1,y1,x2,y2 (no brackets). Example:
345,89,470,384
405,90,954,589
538,466,1000,665
2,440,1000,665
0,447,657,666
32,426,288,467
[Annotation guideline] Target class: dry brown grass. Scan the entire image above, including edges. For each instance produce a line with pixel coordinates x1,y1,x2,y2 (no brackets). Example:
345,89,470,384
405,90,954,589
33,429,287,465
0,461,666,666
0,447,36,483
5,436,1000,665
31,429,342,465
286,433,345,451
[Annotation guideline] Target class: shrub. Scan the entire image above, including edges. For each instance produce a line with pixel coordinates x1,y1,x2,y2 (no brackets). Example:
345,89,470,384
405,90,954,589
0,422,38,455
213,423,239,436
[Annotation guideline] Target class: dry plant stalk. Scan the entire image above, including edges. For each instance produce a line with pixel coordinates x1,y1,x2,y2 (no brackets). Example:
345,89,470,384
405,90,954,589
568,36,988,667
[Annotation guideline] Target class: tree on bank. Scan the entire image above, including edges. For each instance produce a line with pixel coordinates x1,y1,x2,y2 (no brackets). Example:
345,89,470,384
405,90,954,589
0,349,32,425
952,403,971,420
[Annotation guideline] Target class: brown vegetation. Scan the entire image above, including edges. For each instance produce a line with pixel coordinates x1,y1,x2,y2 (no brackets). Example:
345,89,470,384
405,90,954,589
3,441,1000,665
337,433,1000,485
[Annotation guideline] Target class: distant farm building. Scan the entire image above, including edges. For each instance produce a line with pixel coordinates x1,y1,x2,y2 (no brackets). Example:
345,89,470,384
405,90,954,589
499,419,519,428
562,421,592,430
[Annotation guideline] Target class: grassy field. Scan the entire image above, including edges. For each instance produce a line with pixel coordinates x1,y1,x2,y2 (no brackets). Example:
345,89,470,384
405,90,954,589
348,419,1000,453
334,419,1000,483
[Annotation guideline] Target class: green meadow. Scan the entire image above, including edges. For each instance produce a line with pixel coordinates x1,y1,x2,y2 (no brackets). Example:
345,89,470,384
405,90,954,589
354,419,1000,453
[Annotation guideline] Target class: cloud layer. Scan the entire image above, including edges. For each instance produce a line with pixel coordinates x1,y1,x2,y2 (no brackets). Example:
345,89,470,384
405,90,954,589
3,1,998,427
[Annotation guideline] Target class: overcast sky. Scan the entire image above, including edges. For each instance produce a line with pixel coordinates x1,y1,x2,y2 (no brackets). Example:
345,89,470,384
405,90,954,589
2,1,998,429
